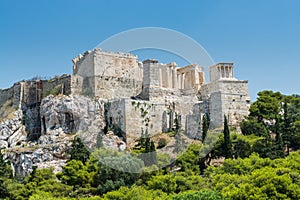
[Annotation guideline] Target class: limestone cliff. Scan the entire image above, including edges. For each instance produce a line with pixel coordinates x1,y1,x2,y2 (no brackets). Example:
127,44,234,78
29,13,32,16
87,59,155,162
0,94,125,176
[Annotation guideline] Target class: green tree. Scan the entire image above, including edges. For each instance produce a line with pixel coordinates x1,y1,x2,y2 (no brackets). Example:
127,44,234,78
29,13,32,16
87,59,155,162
150,141,157,165
175,144,201,174
240,118,268,137
204,152,300,199
232,138,251,159
172,190,226,200
223,116,232,159
0,149,12,199
274,116,284,158
249,90,282,122
92,150,144,195
104,185,169,200
5,168,73,199
57,160,94,189
202,114,210,142
69,137,90,164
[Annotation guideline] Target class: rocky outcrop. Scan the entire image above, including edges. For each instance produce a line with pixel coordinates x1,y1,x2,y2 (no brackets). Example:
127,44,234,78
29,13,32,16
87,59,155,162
1,95,126,176
40,95,106,150
102,131,126,151
0,110,26,148
4,131,73,176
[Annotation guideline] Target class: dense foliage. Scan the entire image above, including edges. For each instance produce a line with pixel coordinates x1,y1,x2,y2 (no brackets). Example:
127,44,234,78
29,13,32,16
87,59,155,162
0,90,299,199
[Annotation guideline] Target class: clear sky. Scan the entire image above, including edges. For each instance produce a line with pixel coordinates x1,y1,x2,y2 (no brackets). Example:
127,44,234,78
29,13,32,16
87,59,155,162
0,0,299,100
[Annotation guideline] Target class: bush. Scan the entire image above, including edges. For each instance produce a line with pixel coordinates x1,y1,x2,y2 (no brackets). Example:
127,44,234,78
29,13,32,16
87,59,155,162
157,138,167,149
44,86,61,97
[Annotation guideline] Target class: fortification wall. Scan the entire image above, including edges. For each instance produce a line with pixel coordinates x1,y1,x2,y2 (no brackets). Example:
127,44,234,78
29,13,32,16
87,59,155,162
200,80,249,98
201,80,250,128
72,49,143,99
95,76,142,99
107,94,201,145
93,49,142,79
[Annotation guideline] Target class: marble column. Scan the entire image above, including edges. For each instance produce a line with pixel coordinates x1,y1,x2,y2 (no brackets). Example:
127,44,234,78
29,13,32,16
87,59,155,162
178,74,181,89
172,67,177,89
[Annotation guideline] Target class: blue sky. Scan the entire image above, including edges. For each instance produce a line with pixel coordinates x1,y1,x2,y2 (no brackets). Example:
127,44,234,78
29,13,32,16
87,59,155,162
0,0,299,100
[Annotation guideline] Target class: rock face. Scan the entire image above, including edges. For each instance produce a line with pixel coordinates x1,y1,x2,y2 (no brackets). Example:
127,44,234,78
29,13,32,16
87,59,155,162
40,95,108,151
1,95,126,176
0,110,26,148
102,131,126,151
4,128,74,176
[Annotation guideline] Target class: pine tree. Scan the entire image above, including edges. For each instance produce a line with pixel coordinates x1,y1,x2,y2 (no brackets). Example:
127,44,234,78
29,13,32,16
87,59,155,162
223,115,232,159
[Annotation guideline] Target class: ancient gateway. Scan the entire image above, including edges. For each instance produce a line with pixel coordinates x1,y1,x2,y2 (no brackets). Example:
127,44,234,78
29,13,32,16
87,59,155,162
0,49,250,144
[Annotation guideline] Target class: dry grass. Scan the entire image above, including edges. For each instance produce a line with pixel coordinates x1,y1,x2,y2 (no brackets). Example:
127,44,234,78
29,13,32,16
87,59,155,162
0,99,15,122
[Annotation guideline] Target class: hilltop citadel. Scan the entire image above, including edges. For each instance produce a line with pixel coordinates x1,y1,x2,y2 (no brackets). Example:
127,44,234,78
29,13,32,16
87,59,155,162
0,48,250,145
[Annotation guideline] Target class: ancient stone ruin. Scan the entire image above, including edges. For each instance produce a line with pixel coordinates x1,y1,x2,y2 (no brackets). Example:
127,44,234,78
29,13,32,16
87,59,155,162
0,48,250,175
71,49,250,143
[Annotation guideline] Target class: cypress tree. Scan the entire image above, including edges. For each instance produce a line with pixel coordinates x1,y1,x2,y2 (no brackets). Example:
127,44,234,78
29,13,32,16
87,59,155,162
202,114,210,142
139,128,146,148
223,115,232,159
275,116,285,158
282,100,290,154
150,141,157,165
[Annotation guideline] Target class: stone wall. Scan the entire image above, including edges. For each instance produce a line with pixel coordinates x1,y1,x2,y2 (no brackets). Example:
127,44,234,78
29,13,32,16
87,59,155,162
124,99,167,145
107,95,201,145
200,80,250,128
95,76,142,99
72,49,143,99
185,114,201,139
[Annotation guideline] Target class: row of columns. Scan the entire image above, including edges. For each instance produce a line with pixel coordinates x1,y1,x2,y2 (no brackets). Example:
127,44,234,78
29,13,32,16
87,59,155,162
159,64,178,89
218,65,234,79
157,64,204,90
